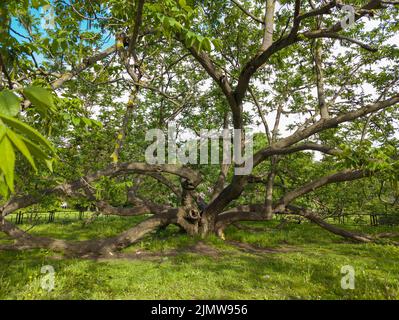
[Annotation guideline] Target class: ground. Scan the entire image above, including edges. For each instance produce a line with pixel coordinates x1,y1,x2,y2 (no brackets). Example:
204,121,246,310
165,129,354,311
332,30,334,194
0,215,398,299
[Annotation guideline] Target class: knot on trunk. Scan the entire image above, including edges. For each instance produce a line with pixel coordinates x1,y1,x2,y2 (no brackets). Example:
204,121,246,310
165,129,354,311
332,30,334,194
181,178,196,191
177,207,200,235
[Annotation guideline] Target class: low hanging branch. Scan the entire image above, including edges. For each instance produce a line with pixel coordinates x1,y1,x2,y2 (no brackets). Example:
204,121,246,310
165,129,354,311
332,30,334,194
205,93,399,220
287,206,374,243
0,162,202,217
51,45,118,90
215,204,391,245
213,156,398,245
274,169,371,212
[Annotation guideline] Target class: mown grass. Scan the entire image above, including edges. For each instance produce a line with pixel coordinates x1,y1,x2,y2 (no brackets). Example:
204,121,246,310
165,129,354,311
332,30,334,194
0,216,398,300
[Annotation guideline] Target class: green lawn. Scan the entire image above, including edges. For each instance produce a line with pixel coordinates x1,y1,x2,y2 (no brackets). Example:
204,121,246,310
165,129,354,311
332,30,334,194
1,216,398,300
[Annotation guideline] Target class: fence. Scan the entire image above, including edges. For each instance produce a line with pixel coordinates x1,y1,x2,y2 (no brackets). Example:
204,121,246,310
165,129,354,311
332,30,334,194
8,210,399,226
276,212,398,226
326,213,399,226
10,210,97,225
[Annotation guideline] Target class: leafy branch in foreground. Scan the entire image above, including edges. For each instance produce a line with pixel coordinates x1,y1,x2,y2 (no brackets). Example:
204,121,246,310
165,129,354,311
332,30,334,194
0,87,56,197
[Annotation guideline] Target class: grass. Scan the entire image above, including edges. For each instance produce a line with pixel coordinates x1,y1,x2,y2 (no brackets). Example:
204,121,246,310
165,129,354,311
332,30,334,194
0,216,399,300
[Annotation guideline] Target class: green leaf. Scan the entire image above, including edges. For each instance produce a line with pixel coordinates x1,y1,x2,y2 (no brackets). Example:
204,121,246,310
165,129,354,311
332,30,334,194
21,136,52,161
184,31,197,48
91,119,103,127
6,128,37,172
0,123,6,141
81,117,92,126
194,35,205,52
162,17,170,30
21,137,54,172
212,39,223,51
0,114,55,153
186,36,196,48
202,37,212,52
0,90,21,116
0,136,15,192
32,0,40,9
23,86,55,112
71,116,81,126
0,174,9,198
44,158,54,172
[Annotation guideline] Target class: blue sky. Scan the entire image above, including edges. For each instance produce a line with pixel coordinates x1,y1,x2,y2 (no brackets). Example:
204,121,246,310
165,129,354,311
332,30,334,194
9,3,114,64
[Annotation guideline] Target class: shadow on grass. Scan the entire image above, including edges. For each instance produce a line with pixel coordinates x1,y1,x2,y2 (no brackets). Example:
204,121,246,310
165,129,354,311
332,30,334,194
1,219,399,299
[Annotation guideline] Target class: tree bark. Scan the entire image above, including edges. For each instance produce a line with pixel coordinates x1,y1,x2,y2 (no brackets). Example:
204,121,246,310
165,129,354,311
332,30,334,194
0,210,177,256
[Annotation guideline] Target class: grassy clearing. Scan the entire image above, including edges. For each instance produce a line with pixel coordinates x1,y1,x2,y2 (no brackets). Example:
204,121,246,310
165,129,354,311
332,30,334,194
0,216,398,300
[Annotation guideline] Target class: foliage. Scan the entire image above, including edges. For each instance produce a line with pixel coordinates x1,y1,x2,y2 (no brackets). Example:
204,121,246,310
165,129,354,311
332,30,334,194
0,86,55,197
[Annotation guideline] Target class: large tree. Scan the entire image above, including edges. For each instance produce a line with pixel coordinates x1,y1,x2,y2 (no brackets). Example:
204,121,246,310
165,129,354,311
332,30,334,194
0,0,398,255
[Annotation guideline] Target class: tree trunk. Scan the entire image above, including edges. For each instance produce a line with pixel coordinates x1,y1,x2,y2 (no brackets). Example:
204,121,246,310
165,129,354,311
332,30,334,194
199,213,217,237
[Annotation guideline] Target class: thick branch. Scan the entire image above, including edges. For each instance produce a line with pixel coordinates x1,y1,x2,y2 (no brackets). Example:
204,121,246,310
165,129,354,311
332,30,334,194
274,169,370,211
95,200,169,216
230,0,264,25
286,205,374,243
234,0,382,104
128,0,145,58
51,44,118,89
313,36,329,118
305,32,378,52
259,0,276,53
207,93,399,216
1,162,201,216
215,204,375,244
